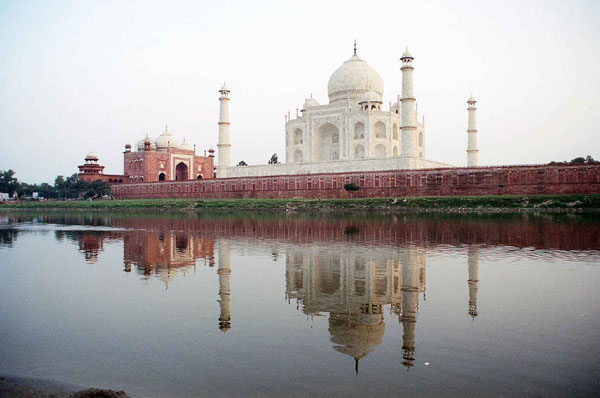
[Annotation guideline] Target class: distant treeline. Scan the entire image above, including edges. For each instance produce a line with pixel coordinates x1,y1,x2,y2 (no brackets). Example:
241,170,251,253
549,155,596,165
0,170,111,199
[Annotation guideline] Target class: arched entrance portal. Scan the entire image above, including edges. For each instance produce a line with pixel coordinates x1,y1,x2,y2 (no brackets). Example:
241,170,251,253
158,173,166,181
315,122,340,161
175,162,188,180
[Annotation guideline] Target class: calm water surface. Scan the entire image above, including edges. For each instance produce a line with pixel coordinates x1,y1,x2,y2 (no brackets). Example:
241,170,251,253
0,211,599,397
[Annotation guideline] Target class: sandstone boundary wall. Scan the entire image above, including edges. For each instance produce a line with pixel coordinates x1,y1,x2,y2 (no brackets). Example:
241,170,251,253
112,164,600,200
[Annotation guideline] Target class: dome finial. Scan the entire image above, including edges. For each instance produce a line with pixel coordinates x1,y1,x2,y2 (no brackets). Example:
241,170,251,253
353,39,357,55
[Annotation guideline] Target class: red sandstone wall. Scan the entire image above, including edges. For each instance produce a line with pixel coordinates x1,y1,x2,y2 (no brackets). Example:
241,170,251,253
111,164,600,199
79,173,126,184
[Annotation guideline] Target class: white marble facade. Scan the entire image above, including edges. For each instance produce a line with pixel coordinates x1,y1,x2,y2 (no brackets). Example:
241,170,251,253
284,46,425,164
220,45,470,179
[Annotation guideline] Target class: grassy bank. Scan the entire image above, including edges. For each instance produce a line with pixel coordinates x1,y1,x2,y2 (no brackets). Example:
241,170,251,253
1,194,599,212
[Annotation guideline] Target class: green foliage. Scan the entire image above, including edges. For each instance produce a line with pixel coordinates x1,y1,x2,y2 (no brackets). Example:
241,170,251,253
344,183,360,191
0,170,110,200
549,155,596,165
0,169,19,195
3,195,598,211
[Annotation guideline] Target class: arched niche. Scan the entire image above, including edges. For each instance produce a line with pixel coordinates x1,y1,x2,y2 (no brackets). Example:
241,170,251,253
354,121,365,139
354,144,365,159
375,144,386,158
294,149,303,163
374,121,386,138
294,128,303,145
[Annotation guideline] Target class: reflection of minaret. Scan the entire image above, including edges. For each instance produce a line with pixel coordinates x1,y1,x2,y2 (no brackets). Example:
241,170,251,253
400,249,421,368
467,245,479,319
217,240,231,332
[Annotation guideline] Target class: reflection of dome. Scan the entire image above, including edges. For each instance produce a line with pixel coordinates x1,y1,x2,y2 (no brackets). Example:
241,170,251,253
155,126,180,149
329,313,385,370
328,54,384,103
359,90,382,104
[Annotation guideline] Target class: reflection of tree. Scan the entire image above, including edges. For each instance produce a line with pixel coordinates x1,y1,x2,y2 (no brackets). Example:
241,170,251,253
0,229,18,247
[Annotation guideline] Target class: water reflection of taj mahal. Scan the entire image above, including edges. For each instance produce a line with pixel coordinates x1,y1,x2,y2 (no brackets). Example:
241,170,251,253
284,244,480,370
64,219,485,368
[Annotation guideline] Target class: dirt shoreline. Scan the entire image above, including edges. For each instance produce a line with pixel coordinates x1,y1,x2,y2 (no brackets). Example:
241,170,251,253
0,375,132,398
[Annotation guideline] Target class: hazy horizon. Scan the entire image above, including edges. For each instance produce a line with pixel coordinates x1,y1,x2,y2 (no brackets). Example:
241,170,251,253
1,0,599,183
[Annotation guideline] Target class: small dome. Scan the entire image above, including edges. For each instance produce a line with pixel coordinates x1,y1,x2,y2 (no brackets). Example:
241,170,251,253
468,94,476,103
180,139,193,151
155,126,180,149
136,135,156,151
359,90,382,104
86,150,98,160
401,48,413,60
302,97,320,110
327,53,384,103
220,83,229,92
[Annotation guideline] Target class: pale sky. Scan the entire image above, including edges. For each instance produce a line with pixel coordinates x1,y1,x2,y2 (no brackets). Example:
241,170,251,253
1,0,599,183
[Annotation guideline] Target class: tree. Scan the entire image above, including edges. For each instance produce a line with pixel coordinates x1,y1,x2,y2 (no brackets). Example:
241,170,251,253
85,180,111,199
237,160,248,166
344,183,360,191
54,175,66,198
63,174,90,199
586,155,596,163
268,153,279,164
0,169,19,195
571,157,586,164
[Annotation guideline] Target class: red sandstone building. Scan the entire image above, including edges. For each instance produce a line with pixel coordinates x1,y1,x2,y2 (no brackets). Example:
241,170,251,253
78,127,215,184
78,151,126,184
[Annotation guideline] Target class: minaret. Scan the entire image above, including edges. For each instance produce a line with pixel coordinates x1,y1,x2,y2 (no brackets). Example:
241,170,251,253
217,84,231,178
467,95,478,167
217,240,231,332
467,245,479,319
400,48,418,158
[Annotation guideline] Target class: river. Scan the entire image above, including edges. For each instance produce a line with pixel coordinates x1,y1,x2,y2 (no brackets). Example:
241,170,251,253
0,211,599,397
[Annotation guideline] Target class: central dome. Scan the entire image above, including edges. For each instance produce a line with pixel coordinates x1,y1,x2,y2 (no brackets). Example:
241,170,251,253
327,54,384,103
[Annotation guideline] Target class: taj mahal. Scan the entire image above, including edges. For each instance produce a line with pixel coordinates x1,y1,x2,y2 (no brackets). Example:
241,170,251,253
79,42,480,185
216,42,478,179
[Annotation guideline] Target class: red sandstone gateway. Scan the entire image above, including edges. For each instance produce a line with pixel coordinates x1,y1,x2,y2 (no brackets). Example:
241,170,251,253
78,128,216,185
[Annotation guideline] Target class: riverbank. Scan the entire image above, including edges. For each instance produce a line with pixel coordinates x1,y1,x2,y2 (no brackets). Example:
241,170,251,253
0,375,130,397
1,194,599,212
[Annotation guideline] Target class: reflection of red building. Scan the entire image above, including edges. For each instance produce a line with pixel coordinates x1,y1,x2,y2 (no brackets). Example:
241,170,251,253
123,230,215,284
77,127,215,185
